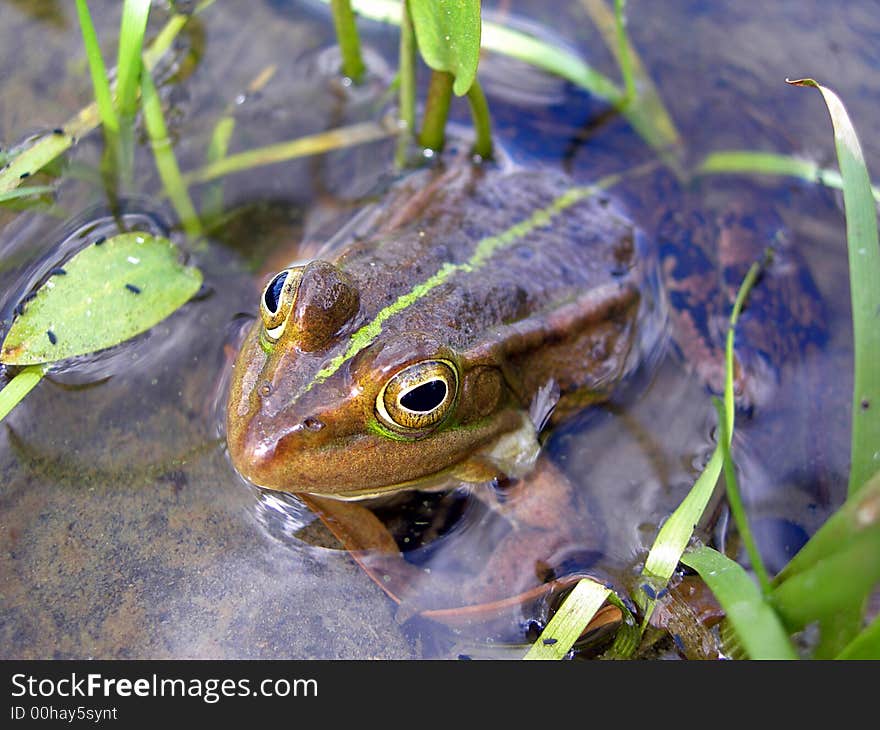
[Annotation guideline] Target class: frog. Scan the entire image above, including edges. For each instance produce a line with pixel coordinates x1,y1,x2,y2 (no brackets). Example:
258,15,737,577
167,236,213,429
224,157,826,628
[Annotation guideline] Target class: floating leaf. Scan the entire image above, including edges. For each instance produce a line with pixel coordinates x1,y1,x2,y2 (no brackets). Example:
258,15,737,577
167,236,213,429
1,232,202,365
409,0,481,96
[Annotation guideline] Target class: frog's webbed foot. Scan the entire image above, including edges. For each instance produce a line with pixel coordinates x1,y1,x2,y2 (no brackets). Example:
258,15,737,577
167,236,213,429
659,204,827,410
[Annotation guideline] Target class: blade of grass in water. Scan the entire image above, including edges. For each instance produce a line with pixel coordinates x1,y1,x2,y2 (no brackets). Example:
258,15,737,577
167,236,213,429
638,262,762,623
140,67,202,239
0,366,46,423
681,546,797,660
613,0,635,101
0,4,210,196
787,79,880,496
181,121,394,186
836,614,880,659
116,0,152,121
74,0,119,136
712,396,772,594
115,0,152,186
580,0,680,158
698,150,880,204
0,186,56,204
524,579,610,660
201,64,278,219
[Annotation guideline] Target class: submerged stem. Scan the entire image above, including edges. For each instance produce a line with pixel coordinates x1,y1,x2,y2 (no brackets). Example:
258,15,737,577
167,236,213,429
418,70,454,153
331,0,366,83
466,79,493,160
395,0,416,167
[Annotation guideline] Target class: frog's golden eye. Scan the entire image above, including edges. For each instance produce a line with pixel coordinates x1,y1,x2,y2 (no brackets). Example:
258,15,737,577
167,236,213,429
260,267,303,340
376,359,458,433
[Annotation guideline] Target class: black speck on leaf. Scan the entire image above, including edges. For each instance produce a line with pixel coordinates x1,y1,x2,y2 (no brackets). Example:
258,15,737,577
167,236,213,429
125,283,142,294
94,235,106,246
542,637,558,645
19,171,30,179
47,330,57,345
49,267,66,276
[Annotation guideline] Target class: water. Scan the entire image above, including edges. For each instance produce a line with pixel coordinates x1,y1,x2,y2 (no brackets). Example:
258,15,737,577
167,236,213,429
0,0,870,659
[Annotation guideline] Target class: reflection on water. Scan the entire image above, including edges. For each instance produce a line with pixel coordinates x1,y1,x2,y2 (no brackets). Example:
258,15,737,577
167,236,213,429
0,0,867,658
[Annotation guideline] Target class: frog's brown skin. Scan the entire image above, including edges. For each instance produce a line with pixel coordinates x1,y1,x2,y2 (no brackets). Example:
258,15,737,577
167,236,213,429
226,161,650,498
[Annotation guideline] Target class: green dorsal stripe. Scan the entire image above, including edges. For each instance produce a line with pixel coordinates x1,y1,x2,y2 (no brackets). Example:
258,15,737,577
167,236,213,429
307,172,622,389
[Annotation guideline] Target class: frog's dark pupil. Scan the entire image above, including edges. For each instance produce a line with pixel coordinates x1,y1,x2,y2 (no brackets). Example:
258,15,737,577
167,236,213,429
401,379,447,412
264,271,288,313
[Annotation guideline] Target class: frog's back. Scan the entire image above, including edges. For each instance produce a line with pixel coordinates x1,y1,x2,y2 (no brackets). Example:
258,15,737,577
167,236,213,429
326,163,652,405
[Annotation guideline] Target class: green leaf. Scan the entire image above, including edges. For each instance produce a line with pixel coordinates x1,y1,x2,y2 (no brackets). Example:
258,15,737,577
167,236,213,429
0,233,202,365
787,79,880,495
524,578,611,660
409,0,481,96
681,546,798,660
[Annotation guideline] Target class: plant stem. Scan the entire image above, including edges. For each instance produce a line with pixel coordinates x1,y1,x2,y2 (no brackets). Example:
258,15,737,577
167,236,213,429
331,0,366,83
395,0,416,167
466,78,493,160
418,70,453,153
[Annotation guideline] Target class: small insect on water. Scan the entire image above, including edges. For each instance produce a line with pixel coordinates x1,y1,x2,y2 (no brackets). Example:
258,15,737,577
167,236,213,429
94,235,106,246
46,330,57,345
125,283,141,295
49,267,66,276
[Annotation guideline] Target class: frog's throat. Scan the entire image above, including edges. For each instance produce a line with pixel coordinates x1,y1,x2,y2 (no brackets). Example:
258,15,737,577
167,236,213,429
305,172,624,393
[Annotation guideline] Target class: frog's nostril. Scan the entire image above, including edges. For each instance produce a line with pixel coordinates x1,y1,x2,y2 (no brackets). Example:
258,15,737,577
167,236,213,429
303,417,324,431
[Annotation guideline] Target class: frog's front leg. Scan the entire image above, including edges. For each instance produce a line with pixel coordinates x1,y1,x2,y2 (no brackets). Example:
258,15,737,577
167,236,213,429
463,453,605,606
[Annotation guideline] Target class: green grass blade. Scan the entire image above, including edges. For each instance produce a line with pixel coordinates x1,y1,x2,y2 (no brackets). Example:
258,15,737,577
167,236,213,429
74,0,119,135
0,186,56,204
788,79,880,495
524,579,611,660
613,0,635,101
201,117,235,220
116,0,152,120
713,398,772,594
580,0,680,156
836,613,880,659
770,530,880,636
180,121,394,186
681,546,798,660
698,150,880,204
769,468,880,652
0,366,46,423
775,469,880,584
140,67,202,239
